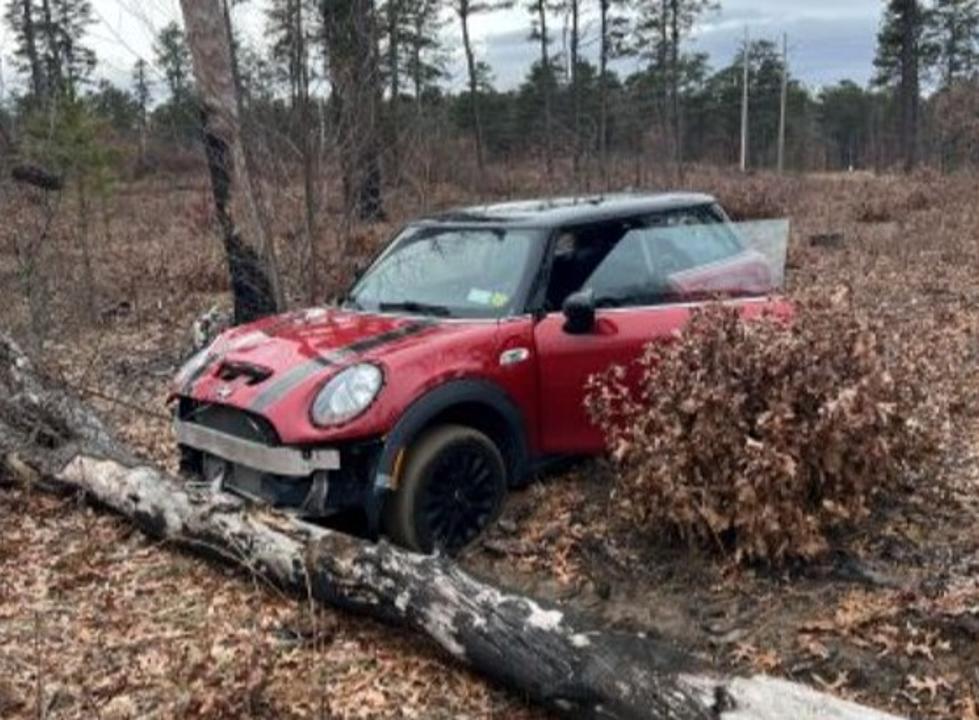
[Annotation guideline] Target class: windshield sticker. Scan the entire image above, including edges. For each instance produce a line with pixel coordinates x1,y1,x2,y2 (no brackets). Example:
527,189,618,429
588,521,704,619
467,288,493,305
490,292,509,308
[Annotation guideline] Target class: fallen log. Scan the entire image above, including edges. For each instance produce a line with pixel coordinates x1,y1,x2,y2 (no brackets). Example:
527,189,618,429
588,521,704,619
0,333,903,720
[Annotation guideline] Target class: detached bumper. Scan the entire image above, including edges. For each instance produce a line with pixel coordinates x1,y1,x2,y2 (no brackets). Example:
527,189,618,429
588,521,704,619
174,418,340,476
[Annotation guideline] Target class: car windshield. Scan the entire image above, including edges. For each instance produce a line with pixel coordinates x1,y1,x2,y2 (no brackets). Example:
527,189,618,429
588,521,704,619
345,226,540,319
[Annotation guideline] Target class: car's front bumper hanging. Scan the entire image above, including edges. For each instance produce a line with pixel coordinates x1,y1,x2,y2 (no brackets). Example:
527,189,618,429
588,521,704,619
174,418,341,476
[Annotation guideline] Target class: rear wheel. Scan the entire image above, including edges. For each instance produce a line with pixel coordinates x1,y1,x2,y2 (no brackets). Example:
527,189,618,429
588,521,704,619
383,425,507,554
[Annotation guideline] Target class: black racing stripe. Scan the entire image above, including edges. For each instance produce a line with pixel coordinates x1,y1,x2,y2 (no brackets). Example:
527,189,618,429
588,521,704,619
250,356,335,413
180,352,218,396
248,320,436,414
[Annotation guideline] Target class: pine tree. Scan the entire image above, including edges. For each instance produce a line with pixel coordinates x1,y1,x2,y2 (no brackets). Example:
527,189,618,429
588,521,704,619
874,0,936,172
5,0,94,100
452,0,512,174
929,0,979,86
598,0,629,184
320,0,384,220
631,0,715,175
54,0,95,93
266,0,311,107
526,0,559,176
4,0,46,99
154,21,193,103
403,0,448,103
132,58,151,163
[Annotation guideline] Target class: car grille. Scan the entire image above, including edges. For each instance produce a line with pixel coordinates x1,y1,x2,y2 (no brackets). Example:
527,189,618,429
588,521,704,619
177,399,280,446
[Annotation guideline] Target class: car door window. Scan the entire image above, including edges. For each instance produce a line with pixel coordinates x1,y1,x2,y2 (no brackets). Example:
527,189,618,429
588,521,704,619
543,209,753,310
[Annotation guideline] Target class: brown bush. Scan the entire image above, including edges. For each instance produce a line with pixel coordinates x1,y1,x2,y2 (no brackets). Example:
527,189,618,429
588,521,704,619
586,293,942,565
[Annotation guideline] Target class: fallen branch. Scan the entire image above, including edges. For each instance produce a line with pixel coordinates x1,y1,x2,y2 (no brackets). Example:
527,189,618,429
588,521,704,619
0,333,903,720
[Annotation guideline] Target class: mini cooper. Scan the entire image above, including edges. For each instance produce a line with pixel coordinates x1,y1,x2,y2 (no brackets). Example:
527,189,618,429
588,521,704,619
172,193,782,553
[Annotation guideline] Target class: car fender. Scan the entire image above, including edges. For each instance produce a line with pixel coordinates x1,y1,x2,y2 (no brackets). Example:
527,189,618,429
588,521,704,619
365,378,530,533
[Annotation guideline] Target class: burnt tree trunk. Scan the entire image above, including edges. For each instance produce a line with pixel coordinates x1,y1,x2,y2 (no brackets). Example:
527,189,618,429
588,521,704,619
0,335,904,720
179,0,283,324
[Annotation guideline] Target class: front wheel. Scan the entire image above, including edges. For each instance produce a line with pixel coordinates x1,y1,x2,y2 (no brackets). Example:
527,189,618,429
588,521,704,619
383,425,507,554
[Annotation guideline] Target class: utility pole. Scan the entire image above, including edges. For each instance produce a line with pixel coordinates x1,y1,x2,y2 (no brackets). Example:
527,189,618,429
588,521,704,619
740,27,749,173
777,32,788,175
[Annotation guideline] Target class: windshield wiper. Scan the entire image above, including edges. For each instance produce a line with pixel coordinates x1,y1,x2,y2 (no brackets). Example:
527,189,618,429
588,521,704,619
379,301,452,317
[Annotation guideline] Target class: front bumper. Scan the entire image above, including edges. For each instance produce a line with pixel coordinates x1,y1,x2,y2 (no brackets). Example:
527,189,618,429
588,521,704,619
174,418,340,476
174,403,383,525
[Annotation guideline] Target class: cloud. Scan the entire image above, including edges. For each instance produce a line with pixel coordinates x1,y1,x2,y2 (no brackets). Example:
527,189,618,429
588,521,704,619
455,1,881,91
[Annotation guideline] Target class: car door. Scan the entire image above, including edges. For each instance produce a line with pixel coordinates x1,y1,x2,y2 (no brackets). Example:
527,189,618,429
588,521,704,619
532,208,766,455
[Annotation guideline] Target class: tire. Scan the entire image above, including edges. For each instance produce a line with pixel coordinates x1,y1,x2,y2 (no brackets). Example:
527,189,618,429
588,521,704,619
383,424,507,554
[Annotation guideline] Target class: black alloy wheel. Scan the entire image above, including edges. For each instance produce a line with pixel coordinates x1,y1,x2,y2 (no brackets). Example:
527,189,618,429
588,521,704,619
383,425,507,554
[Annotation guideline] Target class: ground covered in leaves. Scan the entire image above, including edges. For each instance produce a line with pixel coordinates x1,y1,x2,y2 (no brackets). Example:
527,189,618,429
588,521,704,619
2,168,979,718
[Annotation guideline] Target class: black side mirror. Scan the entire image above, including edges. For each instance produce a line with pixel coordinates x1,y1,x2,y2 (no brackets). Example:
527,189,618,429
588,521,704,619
562,289,596,334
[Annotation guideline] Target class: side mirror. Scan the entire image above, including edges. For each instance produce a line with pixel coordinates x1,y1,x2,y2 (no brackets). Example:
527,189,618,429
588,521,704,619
562,289,596,335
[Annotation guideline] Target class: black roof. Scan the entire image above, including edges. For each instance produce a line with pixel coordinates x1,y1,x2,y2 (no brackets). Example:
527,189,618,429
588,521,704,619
418,192,718,228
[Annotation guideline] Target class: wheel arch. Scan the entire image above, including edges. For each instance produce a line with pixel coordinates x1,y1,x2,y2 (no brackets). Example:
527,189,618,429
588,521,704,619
366,379,531,533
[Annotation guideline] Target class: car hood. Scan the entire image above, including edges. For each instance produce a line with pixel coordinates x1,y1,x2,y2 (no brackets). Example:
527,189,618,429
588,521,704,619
176,307,445,414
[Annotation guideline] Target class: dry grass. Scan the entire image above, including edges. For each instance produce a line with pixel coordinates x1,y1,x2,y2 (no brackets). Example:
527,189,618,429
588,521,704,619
2,164,979,717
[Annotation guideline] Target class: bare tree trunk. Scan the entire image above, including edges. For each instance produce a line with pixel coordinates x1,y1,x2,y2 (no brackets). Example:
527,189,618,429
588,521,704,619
39,0,62,96
899,0,919,174
221,0,244,100
570,0,581,179
76,178,97,325
670,0,684,182
0,333,907,720
536,0,554,179
179,0,283,324
459,2,486,175
388,0,402,182
19,0,45,99
324,0,385,222
296,0,318,302
599,0,610,189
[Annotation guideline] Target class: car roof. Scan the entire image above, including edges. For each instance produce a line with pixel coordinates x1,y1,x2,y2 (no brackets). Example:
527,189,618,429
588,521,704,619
417,192,719,228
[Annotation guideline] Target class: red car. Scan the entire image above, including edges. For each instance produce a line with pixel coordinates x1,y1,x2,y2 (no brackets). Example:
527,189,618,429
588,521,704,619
173,193,780,553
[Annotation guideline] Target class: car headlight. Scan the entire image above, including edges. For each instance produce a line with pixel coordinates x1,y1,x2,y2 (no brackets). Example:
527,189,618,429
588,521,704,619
311,363,383,427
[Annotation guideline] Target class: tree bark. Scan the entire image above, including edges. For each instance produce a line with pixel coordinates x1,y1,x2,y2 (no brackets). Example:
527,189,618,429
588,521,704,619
18,0,45,99
387,0,402,183
670,0,684,182
599,0,610,188
459,1,486,175
570,0,580,178
179,0,284,324
323,0,385,222
899,0,919,173
0,333,905,720
295,0,318,302
536,0,553,179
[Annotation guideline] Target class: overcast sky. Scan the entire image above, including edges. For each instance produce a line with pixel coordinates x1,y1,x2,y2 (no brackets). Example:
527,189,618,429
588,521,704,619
0,0,882,97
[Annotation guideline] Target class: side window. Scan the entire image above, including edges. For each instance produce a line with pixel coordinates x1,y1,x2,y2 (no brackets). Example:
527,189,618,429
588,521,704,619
542,207,750,312
543,222,651,311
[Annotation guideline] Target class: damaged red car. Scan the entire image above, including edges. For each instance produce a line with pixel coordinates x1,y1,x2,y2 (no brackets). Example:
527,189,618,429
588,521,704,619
172,193,782,553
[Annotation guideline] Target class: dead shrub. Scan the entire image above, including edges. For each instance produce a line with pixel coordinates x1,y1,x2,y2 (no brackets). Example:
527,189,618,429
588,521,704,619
855,196,895,224
586,293,942,565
